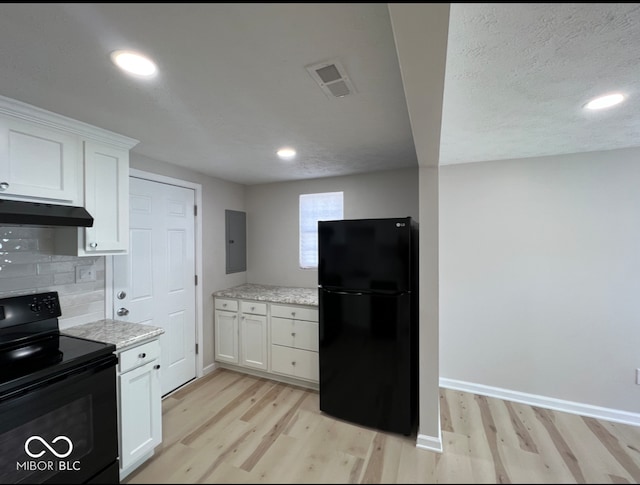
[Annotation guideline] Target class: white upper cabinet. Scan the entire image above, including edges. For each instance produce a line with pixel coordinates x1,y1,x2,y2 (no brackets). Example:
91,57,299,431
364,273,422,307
82,141,130,253
0,116,82,204
0,95,139,256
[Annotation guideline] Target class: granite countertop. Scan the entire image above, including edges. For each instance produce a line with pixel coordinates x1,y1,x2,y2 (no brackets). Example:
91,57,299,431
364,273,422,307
63,319,164,350
213,283,318,306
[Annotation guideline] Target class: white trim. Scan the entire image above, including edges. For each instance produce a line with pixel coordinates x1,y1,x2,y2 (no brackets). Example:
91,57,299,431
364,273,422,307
107,168,205,381
416,432,443,453
440,378,640,427
202,363,217,376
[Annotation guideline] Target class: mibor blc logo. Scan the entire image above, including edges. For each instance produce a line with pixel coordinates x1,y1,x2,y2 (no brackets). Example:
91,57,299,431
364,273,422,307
16,435,81,473
25,436,73,459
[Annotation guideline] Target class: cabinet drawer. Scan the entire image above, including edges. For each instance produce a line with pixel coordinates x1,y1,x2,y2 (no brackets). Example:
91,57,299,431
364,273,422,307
119,339,160,374
271,316,318,351
271,304,318,322
271,345,318,382
240,300,267,315
215,298,238,312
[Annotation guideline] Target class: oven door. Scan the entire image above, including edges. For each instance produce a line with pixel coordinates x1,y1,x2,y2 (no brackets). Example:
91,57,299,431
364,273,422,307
0,355,119,484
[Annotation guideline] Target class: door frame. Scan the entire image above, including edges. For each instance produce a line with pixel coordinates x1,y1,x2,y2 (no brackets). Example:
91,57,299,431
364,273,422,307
105,168,204,381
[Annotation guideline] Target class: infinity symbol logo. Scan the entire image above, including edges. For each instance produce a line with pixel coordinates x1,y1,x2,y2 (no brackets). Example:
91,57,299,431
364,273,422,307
24,436,73,459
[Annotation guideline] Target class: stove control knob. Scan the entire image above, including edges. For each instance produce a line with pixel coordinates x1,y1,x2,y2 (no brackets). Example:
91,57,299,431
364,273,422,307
29,303,41,312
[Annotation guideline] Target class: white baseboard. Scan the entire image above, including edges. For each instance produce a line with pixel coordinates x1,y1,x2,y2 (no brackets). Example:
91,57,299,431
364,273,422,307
416,432,443,453
440,377,640,427
202,363,217,376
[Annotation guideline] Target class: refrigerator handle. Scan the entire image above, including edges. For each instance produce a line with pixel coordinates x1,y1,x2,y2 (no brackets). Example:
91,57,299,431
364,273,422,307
324,289,364,296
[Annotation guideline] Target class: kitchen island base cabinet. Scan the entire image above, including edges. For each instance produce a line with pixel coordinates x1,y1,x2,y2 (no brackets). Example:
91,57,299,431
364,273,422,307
117,338,162,481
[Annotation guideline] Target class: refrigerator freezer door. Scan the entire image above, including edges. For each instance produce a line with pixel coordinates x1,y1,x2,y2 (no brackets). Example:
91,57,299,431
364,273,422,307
318,218,413,293
319,288,416,435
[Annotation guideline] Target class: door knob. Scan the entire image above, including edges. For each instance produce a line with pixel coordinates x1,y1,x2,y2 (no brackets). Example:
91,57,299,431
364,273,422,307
116,307,129,316
117,291,127,300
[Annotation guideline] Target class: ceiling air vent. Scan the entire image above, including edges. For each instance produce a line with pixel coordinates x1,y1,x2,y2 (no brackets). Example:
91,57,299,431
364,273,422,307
306,59,356,98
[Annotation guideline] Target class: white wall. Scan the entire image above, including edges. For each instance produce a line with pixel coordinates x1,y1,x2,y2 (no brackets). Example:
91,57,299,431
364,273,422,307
245,167,419,288
130,154,246,368
440,147,640,414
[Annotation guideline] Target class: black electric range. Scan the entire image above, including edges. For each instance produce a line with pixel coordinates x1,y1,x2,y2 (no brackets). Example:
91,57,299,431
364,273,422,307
0,291,120,484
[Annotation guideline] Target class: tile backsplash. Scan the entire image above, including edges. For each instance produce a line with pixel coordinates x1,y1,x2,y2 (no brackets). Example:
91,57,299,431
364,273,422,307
0,226,105,328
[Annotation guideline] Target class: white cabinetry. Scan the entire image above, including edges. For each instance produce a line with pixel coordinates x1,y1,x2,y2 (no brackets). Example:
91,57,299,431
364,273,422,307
116,338,162,480
0,94,138,256
240,301,268,370
80,140,130,253
214,298,268,370
0,114,81,204
214,296,318,387
270,304,319,382
214,298,239,364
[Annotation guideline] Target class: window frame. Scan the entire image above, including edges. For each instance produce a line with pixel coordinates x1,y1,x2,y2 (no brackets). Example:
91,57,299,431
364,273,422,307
299,191,344,269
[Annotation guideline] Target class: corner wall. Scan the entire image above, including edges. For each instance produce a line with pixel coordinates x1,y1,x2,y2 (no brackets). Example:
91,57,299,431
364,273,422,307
439,147,640,417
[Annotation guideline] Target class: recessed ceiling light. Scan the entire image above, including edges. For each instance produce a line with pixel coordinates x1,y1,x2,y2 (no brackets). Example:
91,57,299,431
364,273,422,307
277,147,296,160
110,50,158,78
584,93,625,110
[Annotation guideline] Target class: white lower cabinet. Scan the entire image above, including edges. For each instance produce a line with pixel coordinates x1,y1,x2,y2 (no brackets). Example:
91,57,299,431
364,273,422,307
270,304,319,382
214,297,319,386
116,338,162,480
240,301,268,370
214,299,239,364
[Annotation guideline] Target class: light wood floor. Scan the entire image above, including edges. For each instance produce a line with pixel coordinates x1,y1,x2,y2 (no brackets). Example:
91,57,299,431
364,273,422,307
124,368,640,484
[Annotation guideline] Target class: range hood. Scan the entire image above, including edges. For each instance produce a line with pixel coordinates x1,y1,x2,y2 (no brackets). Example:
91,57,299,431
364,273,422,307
0,199,93,227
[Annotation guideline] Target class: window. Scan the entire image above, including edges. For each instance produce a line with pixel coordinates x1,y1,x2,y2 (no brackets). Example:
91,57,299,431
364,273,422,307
299,191,343,268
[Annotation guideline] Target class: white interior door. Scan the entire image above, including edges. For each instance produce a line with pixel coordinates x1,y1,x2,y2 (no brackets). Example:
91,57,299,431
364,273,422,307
113,176,197,396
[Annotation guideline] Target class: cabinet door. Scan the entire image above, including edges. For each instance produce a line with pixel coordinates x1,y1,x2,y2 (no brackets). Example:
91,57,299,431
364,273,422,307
240,313,267,370
215,309,239,363
0,116,81,203
83,140,129,253
118,359,162,475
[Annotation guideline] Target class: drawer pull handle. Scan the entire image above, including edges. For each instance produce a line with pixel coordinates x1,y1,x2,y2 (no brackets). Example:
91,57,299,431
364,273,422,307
139,353,146,358
0,182,9,191
154,364,161,370
251,306,255,311
223,303,227,307
291,312,296,317
291,361,296,366
291,332,296,337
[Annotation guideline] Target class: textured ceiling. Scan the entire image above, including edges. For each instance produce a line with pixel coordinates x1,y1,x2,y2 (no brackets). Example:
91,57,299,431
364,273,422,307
0,3,416,185
0,4,639,185
440,3,640,165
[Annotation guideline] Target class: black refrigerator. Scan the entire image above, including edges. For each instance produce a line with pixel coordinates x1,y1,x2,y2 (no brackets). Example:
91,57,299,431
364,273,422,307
318,216,418,436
